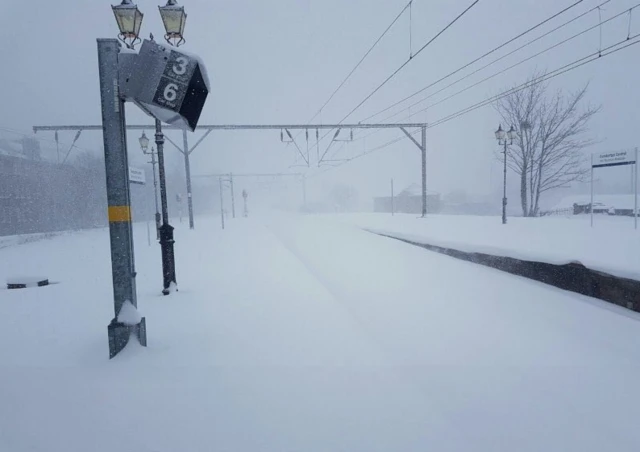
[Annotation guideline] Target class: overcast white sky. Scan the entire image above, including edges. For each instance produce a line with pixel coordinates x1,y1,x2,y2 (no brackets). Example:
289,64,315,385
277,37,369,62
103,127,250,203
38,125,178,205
1,0,639,209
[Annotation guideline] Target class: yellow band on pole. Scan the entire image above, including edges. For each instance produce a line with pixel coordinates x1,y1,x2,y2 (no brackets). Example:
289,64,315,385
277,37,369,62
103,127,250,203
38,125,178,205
108,206,131,222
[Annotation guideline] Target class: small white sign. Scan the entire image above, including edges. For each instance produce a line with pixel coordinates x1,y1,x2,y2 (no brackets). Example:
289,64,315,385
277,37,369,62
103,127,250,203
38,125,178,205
128,167,146,185
593,150,636,168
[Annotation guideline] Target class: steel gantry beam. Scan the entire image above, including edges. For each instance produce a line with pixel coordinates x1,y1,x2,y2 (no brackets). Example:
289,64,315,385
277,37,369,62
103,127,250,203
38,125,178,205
33,123,426,132
33,122,428,218
400,126,428,217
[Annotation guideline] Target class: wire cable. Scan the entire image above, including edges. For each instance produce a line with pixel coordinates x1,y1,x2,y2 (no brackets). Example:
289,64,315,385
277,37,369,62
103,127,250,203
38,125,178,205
309,33,640,177
302,1,411,128
346,0,620,146
426,34,640,129
336,0,481,125
359,0,590,123
313,0,482,158
371,0,618,126
382,3,636,125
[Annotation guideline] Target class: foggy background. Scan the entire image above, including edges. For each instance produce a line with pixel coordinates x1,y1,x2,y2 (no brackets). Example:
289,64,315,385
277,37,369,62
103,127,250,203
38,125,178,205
1,0,639,231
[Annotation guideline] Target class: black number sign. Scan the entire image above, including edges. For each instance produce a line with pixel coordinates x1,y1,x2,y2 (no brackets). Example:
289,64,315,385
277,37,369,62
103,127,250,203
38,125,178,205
153,51,195,112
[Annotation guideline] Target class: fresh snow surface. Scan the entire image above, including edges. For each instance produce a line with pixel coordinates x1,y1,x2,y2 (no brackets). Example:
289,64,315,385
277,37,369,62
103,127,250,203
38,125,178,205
117,300,142,326
1,213,640,451
0,231,63,250
336,212,640,281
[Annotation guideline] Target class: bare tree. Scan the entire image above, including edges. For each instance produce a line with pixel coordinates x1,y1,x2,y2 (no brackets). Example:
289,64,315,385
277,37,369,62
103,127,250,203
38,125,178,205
494,72,599,216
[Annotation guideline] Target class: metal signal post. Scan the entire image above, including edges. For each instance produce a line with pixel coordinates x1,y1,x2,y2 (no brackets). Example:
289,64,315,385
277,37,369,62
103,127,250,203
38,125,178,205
97,38,147,358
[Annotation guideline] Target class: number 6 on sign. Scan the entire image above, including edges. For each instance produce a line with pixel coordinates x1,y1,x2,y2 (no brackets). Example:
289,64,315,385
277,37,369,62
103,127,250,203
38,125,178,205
164,83,178,102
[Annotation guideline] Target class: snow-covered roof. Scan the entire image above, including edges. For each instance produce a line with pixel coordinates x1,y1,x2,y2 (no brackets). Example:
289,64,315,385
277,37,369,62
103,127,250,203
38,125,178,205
552,194,638,210
397,183,439,197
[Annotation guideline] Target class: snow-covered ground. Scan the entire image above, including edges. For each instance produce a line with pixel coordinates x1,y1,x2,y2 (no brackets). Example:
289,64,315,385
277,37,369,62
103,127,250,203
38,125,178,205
0,230,67,250
1,213,640,451
335,212,640,281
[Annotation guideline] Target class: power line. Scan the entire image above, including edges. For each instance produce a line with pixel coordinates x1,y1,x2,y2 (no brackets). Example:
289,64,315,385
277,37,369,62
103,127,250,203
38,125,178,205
347,0,621,145
336,0,482,125
427,34,640,129
352,132,418,161
359,0,590,123
310,33,640,177
289,0,412,168
311,130,421,181
312,0,481,160
303,1,412,127
384,3,637,124
306,127,421,180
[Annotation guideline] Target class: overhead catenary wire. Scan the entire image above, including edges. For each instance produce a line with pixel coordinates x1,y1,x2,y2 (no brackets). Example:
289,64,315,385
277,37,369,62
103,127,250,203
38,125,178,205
379,2,637,125
301,1,412,128
308,33,640,178
347,0,619,146
436,35,640,133
359,0,590,124
426,33,640,128
61,130,82,164
306,130,421,181
285,129,309,165
289,1,412,168
313,0,481,163
316,0,588,166
335,0,481,126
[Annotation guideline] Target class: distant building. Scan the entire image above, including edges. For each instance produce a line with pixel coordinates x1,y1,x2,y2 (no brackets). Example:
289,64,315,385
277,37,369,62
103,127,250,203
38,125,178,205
439,190,500,216
545,194,638,216
374,183,442,214
440,201,497,216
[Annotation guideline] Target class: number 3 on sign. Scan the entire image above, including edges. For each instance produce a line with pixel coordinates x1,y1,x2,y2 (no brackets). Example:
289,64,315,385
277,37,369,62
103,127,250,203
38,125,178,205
173,57,188,76
164,83,178,102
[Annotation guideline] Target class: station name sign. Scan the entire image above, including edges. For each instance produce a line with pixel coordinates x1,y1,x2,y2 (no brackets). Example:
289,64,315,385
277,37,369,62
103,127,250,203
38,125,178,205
592,150,637,168
128,166,146,185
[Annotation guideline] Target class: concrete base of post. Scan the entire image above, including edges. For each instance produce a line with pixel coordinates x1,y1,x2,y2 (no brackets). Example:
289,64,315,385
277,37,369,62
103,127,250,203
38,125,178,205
108,317,147,359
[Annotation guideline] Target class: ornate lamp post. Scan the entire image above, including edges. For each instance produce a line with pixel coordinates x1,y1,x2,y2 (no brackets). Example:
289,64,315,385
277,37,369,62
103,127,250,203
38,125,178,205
159,0,187,47
495,124,517,224
111,0,144,49
139,131,161,239
111,0,189,294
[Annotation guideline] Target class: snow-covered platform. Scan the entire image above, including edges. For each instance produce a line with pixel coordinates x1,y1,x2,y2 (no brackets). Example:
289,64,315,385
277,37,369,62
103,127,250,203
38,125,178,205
1,213,639,451
336,212,640,281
